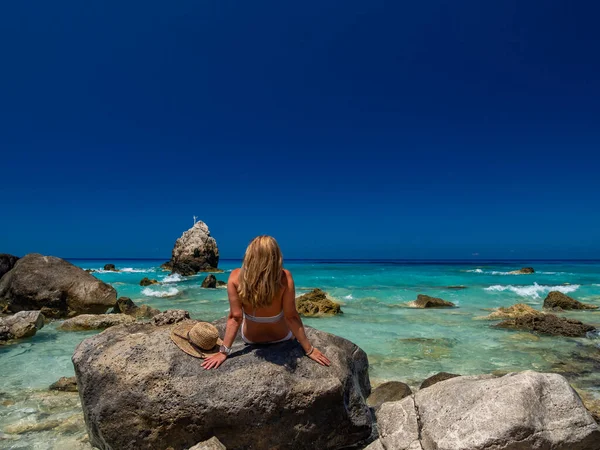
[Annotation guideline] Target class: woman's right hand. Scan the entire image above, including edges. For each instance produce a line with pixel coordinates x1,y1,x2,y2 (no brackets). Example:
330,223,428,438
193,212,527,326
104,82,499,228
308,347,331,366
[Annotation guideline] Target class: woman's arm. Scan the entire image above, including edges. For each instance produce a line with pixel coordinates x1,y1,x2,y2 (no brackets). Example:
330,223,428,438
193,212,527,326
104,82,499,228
282,270,331,367
201,269,243,370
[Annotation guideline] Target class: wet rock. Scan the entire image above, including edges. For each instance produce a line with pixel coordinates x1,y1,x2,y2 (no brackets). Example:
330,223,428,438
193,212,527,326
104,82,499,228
140,277,159,286
201,274,217,289
480,303,542,320
367,381,412,409
0,254,117,318
172,262,196,276
0,254,19,280
420,372,460,389
296,289,342,316
544,291,598,310
188,437,227,450
103,264,118,272
112,296,161,319
216,281,227,287
409,294,455,308
170,221,220,275
495,313,596,337
59,314,135,331
446,285,467,290
152,309,190,326
0,310,45,341
509,267,535,274
50,376,78,392
160,261,173,272
4,418,62,434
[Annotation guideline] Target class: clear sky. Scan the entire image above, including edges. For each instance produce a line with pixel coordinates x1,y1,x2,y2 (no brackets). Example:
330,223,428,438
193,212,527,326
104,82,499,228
1,1,599,259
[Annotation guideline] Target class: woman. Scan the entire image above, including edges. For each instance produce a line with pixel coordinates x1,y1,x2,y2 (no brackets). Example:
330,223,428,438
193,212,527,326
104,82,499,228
201,235,331,370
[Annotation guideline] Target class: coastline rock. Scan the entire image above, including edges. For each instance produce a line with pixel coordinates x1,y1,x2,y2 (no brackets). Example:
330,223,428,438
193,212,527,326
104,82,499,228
367,381,412,409
72,320,372,450
188,437,227,450
409,294,455,308
370,371,599,450
0,254,19,280
112,297,161,319
59,314,135,331
103,264,118,272
420,371,460,389
160,261,173,272
140,277,159,286
50,376,78,392
201,274,217,289
170,221,219,275
481,303,542,320
0,310,45,341
509,267,535,274
495,313,596,337
296,289,342,316
152,309,190,326
0,254,117,318
544,291,598,310
216,280,227,287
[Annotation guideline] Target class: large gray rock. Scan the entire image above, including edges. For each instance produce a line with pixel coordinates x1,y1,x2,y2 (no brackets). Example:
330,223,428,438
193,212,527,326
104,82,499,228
0,310,45,341
370,371,600,450
367,381,412,410
0,254,19,281
170,221,219,275
59,314,135,331
0,254,117,318
73,320,372,450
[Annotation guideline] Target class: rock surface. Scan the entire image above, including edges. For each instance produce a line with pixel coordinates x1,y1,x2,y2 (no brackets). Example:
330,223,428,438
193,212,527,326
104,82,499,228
420,371,460,389
188,437,227,450
140,277,159,286
509,267,535,274
370,371,600,450
0,310,45,341
544,291,598,310
103,264,117,272
0,254,19,281
59,314,135,331
113,297,161,319
367,381,412,409
296,289,342,316
201,274,217,288
495,313,596,337
409,294,455,308
480,303,542,320
216,280,227,287
50,376,78,392
170,221,219,275
0,254,117,318
151,309,191,326
73,319,372,450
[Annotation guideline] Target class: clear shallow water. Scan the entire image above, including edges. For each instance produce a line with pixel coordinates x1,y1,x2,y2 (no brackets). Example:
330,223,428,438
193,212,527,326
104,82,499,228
1,260,600,448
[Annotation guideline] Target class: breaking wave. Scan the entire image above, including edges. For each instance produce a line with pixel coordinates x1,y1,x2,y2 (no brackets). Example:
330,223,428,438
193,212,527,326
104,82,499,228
484,283,580,299
163,273,183,283
142,287,180,298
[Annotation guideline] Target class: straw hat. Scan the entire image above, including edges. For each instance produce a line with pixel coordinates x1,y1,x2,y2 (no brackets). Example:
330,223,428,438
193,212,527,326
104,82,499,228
170,321,223,358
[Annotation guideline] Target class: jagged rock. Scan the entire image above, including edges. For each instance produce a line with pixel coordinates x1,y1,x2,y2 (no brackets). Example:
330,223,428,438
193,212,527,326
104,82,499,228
0,254,19,280
152,309,190,326
216,281,227,287
170,221,219,275
509,267,535,274
369,371,600,450
59,314,135,331
112,297,161,320
480,303,542,320
367,381,412,409
188,437,227,450
420,372,460,389
0,254,117,318
296,289,342,316
201,274,217,289
160,261,173,272
0,310,45,341
495,313,596,337
544,291,598,310
50,376,78,392
140,277,159,286
72,319,372,450
103,264,118,272
409,294,455,308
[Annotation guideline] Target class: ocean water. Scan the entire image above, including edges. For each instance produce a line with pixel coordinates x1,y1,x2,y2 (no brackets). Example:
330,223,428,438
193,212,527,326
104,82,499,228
1,260,600,448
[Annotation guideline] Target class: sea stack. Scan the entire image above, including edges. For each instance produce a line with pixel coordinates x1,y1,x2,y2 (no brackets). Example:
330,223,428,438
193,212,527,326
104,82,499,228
169,221,219,276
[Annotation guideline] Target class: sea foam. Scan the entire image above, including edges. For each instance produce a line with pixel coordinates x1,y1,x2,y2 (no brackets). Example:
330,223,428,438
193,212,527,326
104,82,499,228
163,273,183,283
142,287,180,298
484,282,580,299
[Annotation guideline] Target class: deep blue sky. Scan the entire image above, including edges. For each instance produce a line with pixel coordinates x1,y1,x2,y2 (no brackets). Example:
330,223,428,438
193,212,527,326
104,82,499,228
1,1,599,259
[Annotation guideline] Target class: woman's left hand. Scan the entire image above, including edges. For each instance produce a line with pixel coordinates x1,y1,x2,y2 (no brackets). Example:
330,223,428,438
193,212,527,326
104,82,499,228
201,352,227,370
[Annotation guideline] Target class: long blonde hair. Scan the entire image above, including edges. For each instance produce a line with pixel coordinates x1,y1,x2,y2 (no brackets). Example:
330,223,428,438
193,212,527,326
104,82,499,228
237,235,283,309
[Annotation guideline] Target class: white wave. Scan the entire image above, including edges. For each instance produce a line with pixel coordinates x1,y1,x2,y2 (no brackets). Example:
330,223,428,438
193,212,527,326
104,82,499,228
466,269,483,273
121,268,152,273
142,287,180,298
484,282,580,299
594,284,600,287
163,273,183,283
344,294,354,300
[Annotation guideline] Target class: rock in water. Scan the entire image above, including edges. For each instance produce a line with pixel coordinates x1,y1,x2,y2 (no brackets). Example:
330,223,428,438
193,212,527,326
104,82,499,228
0,254,117,318
72,320,372,450
296,289,343,316
201,274,217,288
103,264,118,271
420,371,460,389
544,291,598,310
139,277,159,286
410,294,455,308
50,376,78,392
113,297,161,319
0,254,19,280
480,303,542,320
369,371,600,450
509,267,535,274
495,313,596,337
367,381,412,409
0,310,45,341
59,314,135,331
170,221,219,275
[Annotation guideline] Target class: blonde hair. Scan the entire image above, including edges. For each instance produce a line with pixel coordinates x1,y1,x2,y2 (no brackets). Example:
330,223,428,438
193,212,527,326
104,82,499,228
237,236,283,309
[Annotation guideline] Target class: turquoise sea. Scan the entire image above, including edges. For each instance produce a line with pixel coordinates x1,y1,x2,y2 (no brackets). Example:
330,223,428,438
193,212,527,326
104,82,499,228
1,259,600,448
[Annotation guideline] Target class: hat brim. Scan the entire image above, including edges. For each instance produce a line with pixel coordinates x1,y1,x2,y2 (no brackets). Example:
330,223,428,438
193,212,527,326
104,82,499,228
170,321,223,359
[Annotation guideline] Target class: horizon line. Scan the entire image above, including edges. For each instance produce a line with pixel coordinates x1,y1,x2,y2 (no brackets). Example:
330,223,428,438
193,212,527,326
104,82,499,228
63,257,600,262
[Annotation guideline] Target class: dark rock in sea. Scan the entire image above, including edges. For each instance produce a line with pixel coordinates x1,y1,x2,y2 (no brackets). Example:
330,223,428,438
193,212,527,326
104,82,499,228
544,291,598,310
103,264,118,272
72,319,372,450
0,254,19,280
0,254,117,318
50,376,78,392
113,297,161,320
139,277,159,286
172,262,196,276
410,294,455,308
420,372,461,389
188,437,227,450
152,309,190,326
170,221,220,276
59,314,135,331
296,288,342,316
509,267,535,274
495,313,596,337
216,280,227,287
367,381,412,410
446,285,467,290
160,261,173,272
0,310,45,342
201,274,217,289
366,371,600,450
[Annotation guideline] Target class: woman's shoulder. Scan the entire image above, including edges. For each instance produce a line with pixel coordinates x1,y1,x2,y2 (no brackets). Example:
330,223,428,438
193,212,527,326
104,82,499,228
228,268,242,282
281,268,294,286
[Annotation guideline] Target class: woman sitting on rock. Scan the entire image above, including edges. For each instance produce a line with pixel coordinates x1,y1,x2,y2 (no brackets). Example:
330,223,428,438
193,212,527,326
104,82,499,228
202,235,331,369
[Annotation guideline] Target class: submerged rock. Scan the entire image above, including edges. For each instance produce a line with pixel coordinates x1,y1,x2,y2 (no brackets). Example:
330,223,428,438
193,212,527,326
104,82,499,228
367,381,412,409
544,291,598,310
420,371,460,389
0,310,45,342
216,280,227,287
140,277,159,286
201,274,217,288
509,267,535,274
369,371,600,450
59,314,135,331
170,221,219,275
296,289,342,316
0,254,19,280
50,376,78,392
72,320,372,450
480,303,542,320
152,309,190,326
103,264,118,272
446,285,467,290
409,294,455,308
495,313,596,337
0,254,117,318
113,297,161,319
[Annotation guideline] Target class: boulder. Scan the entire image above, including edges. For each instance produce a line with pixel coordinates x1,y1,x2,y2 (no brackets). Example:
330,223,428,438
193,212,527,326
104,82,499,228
72,320,372,450
50,376,78,392
409,294,455,308
140,277,159,286
160,261,173,272
170,221,219,275
0,254,117,318
367,381,412,409
152,309,190,326
419,372,460,389
0,310,45,341
188,437,227,450
544,291,598,310
201,274,217,289
296,289,342,316
0,254,19,280
103,264,118,272
59,314,135,331
509,267,535,274
113,297,161,320
369,371,600,450
480,303,542,320
216,281,227,287
495,313,596,337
